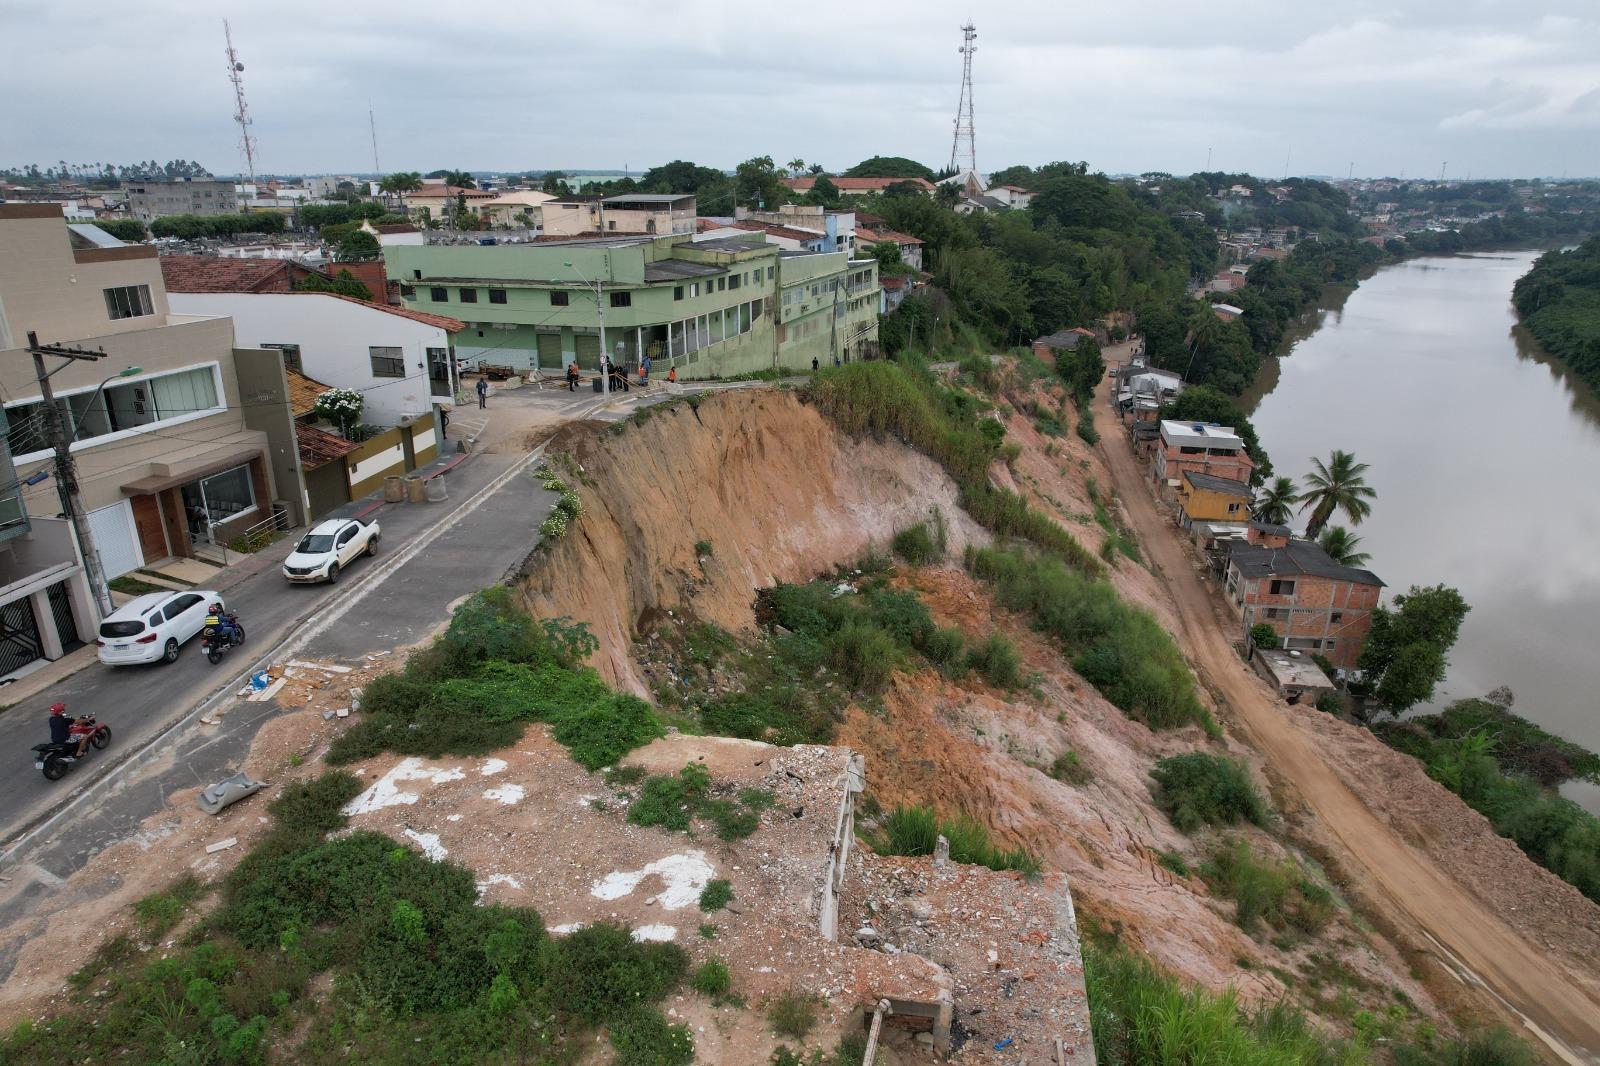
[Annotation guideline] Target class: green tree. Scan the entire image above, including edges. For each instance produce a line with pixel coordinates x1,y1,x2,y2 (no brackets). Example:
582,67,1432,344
96,218,147,241
295,269,374,301
806,174,841,209
441,169,476,189
786,158,807,175
1357,584,1470,716
640,160,726,194
1252,477,1296,525
542,171,573,197
844,156,934,180
1296,450,1376,539
1316,526,1369,566
934,182,962,210
333,231,381,262
734,156,788,211
871,241,902,269
378,170,422,203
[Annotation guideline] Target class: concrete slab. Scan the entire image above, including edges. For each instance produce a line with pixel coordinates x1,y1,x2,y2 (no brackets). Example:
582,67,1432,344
151,558,224,585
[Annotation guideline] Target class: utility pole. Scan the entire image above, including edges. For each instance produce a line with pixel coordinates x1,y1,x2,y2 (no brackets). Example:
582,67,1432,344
25,332,113,617
368,104,380,175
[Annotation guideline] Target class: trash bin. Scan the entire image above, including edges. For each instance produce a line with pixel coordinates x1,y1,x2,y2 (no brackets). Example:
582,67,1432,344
405,475,426,503
383,476,405,503
425,477,447,502
592,376,602,393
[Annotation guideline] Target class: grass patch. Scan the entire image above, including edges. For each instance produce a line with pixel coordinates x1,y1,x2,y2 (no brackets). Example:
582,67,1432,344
694,538,713,557
1086,478,1140,562
326,587,663,772
1150,752,1272,832
768,989,820,1040
967,546,1212,732
625,764,772,841
1048,751,1093,786
875,804,1039,874
1155,850,1191,877
691,959,732,997
891,522,940,565
965,633,1021,688
108,574,167,596
699,879,734,912
1201,838,1334,937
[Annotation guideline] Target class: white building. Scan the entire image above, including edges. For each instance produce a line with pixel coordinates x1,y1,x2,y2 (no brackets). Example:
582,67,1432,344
166,292,465,425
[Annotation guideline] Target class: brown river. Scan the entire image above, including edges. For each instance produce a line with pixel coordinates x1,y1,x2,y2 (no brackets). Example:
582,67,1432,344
1241,249,1600,812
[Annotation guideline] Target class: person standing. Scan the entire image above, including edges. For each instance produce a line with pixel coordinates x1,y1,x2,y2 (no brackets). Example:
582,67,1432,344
475,376,489,409
811,356,819,372
566,361,579,391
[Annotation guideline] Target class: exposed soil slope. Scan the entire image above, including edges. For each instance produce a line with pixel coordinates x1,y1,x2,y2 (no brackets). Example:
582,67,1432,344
1088,374,1600,1063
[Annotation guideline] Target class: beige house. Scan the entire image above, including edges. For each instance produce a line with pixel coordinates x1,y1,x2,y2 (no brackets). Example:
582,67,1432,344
403,184,494,222
542,194,697,237
477,189,555,228
0,205,296,619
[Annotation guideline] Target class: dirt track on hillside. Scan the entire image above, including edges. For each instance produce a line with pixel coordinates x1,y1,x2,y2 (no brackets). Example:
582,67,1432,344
1090,382,1600,1064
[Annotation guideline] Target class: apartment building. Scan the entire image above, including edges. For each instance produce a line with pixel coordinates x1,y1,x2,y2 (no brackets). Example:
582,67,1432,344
385,232,878,378
124,178,240,221
1153,419,1254,488
1224,523,1384,670
0,206,291,622
541,194,698,237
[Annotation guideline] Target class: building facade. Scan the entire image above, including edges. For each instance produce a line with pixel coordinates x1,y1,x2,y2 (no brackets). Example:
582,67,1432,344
1154,419,1254,488
1176,470,1252,528
125,179,240,221
0,206,291,670
385,233,877,379
1224,525,1383,670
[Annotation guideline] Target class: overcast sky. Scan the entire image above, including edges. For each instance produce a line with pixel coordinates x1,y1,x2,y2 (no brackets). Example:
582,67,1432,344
4,0,1597,180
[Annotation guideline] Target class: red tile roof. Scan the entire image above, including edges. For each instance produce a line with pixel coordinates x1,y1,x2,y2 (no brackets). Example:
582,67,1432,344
160,254,327,293
728,220,826,244
286,369,338,417
373,223,419,234
290,291,466,332
295,423,361,468
855,225,923,246
782,176,935,193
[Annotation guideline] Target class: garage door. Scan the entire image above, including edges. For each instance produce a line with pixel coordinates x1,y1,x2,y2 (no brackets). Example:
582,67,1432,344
574,333,601,370
87,500,145,579
536,332,564,370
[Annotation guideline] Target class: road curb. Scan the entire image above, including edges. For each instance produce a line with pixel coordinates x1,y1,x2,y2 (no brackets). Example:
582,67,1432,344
0,446,544,869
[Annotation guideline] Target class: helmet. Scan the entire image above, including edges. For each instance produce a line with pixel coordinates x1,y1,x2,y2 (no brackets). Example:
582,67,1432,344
50,702,67,716
210,602,224,613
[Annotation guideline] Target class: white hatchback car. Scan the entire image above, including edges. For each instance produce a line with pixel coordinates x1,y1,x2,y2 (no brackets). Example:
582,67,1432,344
97,590,224,666
282,518,380,584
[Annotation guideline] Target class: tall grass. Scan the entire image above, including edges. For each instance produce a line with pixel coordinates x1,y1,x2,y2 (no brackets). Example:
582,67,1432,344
1151,752,1272,832
1202,838,1334,936
809,361,1102,577
877,804,1039,875
967,546,1212,732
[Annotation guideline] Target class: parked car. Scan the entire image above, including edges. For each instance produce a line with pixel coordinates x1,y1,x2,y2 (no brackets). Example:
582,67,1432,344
97,590,224,666
282,518,380,584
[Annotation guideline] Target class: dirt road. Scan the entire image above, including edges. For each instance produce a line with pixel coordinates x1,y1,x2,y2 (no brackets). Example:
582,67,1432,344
1090,382,1600,1064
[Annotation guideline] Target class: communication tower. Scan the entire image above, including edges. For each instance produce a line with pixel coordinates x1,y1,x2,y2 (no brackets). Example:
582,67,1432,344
948,23,978,175
224,20,259,183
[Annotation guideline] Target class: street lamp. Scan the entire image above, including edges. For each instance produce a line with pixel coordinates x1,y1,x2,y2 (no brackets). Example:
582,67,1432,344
70,366,142,442
563,260,609,398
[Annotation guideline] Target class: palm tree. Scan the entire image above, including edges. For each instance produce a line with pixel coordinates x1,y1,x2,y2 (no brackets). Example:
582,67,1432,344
1317,526,1371,566
934,182,962,210
786,158,807,176
1297,450,1375,540
442,169,476,189
378,171,422,208
1252,476,1297,525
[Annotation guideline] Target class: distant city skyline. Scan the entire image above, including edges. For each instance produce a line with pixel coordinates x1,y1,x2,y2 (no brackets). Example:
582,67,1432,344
3,1,1597,182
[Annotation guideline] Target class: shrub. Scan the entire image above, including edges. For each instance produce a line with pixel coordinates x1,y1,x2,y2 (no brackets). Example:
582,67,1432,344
768,990,820,1039
1049,751,1093,786
968,547,1209,731
1155,850,1191,878
544,923,688,1026
1202,839,1333,936
1315,690,1343,715
1075,398,1100,444
699,879,734,912
891,523,939,565
550,692,664,770
631,764,712,832
1151,753,1271,832
694,539,714,557
1248,623,1280,650
691,959,731,997
922,626,966,667
828,621,899,692
966,633,1021,688
610,1006,695,1066
877,804,1038,874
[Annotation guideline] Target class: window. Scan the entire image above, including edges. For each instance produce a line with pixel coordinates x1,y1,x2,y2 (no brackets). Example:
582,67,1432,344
728,274,741,290
767,266,774,280
610,291,631,308
717,277,726,291
1331,612,1343,624
1269,579,1296,596
458,288,478,304
489,289,507,304
400,283,416,300
1180,446,1205,455
674,286,684,300
369,346,406,377
550,290,569,306
103,284,154,320
261,343,301,372
691,283,699,298
430,287,448,302
194,466,255,525
1227,502,1242,514
1263,607,1287,620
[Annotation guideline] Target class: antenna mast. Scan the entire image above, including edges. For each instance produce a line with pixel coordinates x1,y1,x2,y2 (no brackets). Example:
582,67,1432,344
224,20,258,183
948,23,977,175
369,105,381,174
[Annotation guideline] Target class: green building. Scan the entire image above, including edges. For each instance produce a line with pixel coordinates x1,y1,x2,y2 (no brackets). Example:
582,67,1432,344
384,233,877,379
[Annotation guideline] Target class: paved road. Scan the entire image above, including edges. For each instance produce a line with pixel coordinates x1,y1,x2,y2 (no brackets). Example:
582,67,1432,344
1089,378,1600,1063
0,447,524,852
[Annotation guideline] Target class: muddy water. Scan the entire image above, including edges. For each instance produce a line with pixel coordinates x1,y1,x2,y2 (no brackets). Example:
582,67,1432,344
1242,250,1600,811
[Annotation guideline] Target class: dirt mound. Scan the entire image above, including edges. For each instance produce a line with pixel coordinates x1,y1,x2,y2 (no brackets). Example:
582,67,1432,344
520,390,985,692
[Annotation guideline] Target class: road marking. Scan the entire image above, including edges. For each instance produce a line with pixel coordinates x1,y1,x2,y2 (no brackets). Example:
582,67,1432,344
0,446,546,869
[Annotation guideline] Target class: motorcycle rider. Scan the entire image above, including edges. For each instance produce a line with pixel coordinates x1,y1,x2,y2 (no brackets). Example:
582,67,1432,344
206,601,241,647
48,702,93,759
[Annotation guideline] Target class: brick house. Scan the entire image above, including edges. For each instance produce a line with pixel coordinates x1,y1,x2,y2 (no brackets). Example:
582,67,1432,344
1224,523,1384,670
1154,419,1253,490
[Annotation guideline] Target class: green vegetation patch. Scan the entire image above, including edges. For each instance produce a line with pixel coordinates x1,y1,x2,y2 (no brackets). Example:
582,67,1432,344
1151,752,1272,832
873,803,1038,875
967,546,1212,732
624,763,774,842
1201,838,1333,937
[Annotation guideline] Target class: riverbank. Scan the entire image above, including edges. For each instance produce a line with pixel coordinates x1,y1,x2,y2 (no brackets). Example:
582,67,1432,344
1512,236,1600,397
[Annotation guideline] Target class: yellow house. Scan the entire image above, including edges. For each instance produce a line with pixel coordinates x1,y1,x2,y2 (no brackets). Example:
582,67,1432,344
1177,470,1252,528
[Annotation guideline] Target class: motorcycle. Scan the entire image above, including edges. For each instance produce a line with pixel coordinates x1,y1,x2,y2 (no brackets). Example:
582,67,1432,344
200,614,246,665
33,715,111,780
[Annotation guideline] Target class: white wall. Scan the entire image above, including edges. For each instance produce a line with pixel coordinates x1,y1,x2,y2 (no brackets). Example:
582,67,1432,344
168,292,444,426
